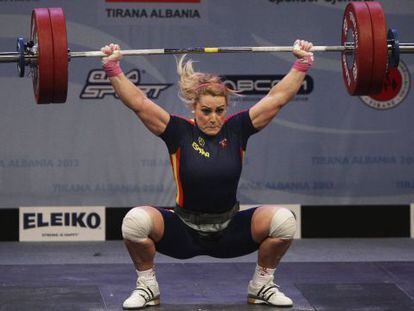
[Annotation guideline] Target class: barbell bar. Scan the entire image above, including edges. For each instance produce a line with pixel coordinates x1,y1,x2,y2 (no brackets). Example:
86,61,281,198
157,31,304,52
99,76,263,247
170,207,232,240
0,46,353,63
4,43,414,63
0,2,412,104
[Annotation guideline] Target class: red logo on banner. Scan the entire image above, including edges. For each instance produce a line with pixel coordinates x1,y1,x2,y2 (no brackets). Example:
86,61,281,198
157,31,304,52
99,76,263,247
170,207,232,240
360,61,411,110
370,68,402,102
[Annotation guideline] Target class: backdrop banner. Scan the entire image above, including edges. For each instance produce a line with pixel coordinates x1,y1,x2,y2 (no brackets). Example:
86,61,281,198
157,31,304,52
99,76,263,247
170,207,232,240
0,0,413,207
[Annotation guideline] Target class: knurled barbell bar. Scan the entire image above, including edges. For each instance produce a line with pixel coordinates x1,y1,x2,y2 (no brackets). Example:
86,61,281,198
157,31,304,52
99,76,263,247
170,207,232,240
0,2,413,104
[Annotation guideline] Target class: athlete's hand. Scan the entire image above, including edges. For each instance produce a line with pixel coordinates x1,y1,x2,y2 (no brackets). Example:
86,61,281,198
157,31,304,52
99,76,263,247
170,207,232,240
101,43,122,64
292,39,314,63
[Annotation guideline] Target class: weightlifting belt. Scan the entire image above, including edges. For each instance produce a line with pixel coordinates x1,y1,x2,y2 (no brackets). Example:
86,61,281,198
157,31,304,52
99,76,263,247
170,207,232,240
174,202,240,225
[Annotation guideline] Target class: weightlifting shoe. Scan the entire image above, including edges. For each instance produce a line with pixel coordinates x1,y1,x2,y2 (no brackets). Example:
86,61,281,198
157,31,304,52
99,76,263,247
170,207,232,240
122,278,160,310
247,277,293,307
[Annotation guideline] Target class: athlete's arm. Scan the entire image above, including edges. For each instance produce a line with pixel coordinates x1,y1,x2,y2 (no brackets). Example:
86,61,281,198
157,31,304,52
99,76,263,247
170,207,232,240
249,40,313,131
102,43,170,136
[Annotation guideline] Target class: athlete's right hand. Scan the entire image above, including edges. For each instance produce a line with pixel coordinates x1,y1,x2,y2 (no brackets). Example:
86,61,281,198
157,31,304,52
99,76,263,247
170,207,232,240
101,43,122,64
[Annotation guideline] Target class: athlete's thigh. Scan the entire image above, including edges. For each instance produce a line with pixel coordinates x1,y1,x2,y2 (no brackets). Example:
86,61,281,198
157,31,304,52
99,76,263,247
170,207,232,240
154,208,203,259
210,207,260,258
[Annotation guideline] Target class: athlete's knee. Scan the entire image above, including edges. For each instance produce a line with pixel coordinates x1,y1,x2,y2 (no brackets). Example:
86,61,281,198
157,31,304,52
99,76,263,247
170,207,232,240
122,206,153,242
269,207,296,240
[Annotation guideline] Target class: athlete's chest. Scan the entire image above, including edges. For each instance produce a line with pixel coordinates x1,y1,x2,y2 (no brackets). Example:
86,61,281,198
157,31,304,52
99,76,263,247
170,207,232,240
179,128,242,177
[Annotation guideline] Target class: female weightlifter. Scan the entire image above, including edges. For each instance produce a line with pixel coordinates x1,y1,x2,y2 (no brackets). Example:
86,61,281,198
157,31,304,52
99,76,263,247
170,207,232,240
101,39,313,309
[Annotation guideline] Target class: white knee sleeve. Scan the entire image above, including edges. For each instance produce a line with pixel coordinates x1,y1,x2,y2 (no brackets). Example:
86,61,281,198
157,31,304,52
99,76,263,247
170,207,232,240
269,208,296,240
122,208,153,242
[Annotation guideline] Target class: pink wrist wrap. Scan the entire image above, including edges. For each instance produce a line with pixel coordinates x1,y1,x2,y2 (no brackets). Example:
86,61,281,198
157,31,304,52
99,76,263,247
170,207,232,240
103,60,123,77
292,54,314,73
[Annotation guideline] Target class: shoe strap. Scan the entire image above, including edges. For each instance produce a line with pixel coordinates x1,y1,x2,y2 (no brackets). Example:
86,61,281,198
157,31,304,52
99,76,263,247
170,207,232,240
135,286,155,302
257,283,279,298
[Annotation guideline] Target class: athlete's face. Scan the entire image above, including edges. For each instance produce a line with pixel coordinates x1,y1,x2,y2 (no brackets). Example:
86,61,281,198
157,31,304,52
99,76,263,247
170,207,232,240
194,95,227,136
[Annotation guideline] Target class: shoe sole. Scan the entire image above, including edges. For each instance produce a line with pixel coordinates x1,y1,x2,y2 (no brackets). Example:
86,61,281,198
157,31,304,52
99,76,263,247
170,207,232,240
123,298,160,310
247,296,293,307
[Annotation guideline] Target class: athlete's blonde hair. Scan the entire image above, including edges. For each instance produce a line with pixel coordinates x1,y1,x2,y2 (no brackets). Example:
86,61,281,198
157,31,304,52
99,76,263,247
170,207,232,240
176,55,237,107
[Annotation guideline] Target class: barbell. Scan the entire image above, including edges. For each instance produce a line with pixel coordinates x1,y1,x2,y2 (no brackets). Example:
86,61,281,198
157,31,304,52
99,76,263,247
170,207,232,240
0,2,412,104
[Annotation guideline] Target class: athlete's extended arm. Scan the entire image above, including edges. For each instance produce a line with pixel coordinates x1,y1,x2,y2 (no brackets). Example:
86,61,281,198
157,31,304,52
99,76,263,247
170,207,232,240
102,44,170,136
249,40,314,131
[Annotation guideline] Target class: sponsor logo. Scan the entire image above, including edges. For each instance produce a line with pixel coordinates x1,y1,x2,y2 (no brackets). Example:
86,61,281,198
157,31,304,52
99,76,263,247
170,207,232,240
222,74,313,96
80,69,172,100
23,212,101,229
197,136,205,147
19,206,105,241
360,61,410,110
192,141,210,158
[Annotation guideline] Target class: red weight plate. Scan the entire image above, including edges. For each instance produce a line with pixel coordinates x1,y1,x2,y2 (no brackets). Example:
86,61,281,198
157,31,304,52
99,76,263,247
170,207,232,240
365,2,388,94
49,8,68,103
31,8,54,104
341,2,374,95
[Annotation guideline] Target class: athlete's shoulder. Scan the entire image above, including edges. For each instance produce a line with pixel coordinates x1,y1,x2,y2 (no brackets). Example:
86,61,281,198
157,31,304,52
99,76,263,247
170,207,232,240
171,114,196,127
224,109,249,123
